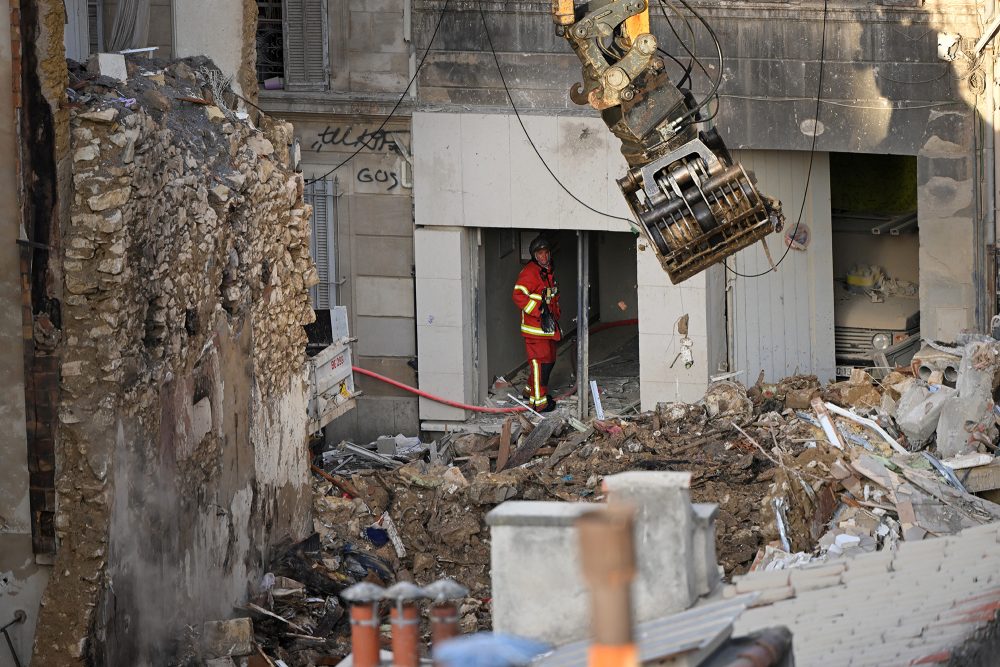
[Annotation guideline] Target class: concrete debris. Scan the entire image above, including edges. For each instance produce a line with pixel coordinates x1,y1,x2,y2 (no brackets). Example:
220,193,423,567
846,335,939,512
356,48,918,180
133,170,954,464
274,340,1000,663
201,618,254,659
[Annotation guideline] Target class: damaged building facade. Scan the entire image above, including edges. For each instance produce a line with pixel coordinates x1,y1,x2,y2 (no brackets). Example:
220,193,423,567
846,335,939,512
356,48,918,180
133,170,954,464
258,0,992,435
2,0,1000,663
1,1,320,664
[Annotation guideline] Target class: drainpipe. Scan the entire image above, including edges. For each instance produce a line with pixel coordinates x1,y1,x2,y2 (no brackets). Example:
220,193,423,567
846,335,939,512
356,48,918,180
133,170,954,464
404,0,416,99
424,578,469,651
576,505,639,667
384,581,424,667
342,582,386,667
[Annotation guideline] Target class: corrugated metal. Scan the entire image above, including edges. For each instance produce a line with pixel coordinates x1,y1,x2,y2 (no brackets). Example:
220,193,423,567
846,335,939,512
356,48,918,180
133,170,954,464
305,177,338,309
728,151,835,383
534,594,758,666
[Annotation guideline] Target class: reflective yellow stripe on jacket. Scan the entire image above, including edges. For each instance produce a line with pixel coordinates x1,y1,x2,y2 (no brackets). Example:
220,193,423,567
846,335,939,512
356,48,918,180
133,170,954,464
520,322,555,337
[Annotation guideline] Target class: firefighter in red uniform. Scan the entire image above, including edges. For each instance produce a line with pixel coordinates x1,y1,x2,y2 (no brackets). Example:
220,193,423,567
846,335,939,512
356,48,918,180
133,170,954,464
512,236,561,413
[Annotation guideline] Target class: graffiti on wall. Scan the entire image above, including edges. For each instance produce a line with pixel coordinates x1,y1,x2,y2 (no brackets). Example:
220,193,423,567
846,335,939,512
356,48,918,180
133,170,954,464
310,125,411,154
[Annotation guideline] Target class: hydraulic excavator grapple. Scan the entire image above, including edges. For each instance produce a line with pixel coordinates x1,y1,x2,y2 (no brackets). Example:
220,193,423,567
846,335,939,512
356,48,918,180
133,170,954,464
552,0,785,284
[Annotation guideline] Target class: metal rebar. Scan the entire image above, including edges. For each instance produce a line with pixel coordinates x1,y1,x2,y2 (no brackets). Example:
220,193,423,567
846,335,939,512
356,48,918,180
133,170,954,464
1,610,26,667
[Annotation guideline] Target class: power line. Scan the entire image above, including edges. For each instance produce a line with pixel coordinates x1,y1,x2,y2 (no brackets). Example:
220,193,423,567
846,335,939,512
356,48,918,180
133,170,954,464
724,0,829,279
304,0,452,186
477,7,638,229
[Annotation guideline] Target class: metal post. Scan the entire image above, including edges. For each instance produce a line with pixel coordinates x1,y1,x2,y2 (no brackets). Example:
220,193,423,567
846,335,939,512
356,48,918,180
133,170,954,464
577,231,590,418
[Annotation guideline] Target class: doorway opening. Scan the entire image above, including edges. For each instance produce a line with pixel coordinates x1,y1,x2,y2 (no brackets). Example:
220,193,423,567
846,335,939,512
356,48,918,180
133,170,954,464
480,228,639,419
830,153,919,379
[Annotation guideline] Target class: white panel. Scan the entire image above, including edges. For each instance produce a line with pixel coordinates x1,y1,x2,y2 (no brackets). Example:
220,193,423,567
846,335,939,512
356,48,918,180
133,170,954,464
355,277,414,318
414,227,463,280
729,150,834,383
413,113,464,228
415,277,464,328
605,137,634,232
460,114,512,228
555,117,610,231
509,114,559,228
173,0,245,94
413,111,632,233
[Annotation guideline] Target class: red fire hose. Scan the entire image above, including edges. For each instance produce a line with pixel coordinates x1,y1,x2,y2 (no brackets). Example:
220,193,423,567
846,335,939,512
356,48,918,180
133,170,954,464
351,318,639,414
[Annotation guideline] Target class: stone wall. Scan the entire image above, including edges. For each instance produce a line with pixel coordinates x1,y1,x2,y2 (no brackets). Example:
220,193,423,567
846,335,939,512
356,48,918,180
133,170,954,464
31,58,315,665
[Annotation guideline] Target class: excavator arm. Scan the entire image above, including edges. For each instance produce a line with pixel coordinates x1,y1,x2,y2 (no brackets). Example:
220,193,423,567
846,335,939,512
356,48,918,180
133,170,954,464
552,0,785,284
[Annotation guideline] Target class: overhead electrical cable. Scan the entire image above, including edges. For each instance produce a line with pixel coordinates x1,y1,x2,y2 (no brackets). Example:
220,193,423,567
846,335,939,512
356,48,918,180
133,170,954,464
478,5,638,229
724,0,829,279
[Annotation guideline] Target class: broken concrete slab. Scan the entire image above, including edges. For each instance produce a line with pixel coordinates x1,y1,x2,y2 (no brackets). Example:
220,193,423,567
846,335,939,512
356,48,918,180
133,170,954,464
201,618,253,658
895,383,954,448
87,53,128,82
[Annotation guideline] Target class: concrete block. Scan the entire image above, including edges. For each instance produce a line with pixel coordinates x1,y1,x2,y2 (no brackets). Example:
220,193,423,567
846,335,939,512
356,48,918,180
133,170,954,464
413,115,465,229
417,372,467,421
87,53,127,82
487,501,596,645
348,194,414,237
417,324,464,375
355,276,414,318
734,569,791,594
415,277,464,328
604,471,700,620
201,618,253,658
414,227,463,280
356,316,416,357
459,115,512,229
353,235,413,278
691,503,721,596
895,383,953,447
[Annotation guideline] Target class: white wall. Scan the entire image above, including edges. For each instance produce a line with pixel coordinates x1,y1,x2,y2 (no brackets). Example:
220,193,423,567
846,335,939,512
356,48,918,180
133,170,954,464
728,151,835,383
413,111,633,232
172,0,244,94
414,226,478,421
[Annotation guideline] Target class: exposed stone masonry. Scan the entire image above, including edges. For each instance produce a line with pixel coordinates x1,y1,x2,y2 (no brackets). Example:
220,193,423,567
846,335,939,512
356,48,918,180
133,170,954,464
32,57,315,664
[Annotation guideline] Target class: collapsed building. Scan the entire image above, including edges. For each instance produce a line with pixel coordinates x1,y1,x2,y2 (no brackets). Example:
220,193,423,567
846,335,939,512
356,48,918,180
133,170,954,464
5,0,1000,665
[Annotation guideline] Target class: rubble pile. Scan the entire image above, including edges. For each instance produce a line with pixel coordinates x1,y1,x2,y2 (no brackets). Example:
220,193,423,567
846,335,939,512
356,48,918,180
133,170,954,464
244,339,1000,664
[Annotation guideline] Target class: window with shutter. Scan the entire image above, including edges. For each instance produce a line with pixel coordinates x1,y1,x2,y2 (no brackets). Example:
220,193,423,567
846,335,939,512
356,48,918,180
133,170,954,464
87,0,103,53
282,0,329,91
305,178,338,309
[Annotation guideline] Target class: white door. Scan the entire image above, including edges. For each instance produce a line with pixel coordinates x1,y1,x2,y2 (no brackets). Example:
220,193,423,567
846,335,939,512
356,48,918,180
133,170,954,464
728,150,835,383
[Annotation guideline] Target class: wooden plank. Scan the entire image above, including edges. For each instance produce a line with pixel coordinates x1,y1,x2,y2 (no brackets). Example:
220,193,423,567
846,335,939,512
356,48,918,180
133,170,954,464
497,417,513,470
955,459,1000,493
544,427,595,470
502,416,561,470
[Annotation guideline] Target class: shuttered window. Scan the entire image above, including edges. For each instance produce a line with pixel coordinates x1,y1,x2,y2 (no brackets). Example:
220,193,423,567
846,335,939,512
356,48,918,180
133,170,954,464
305,177,338,309
87,0,103,53
282,0,329,91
